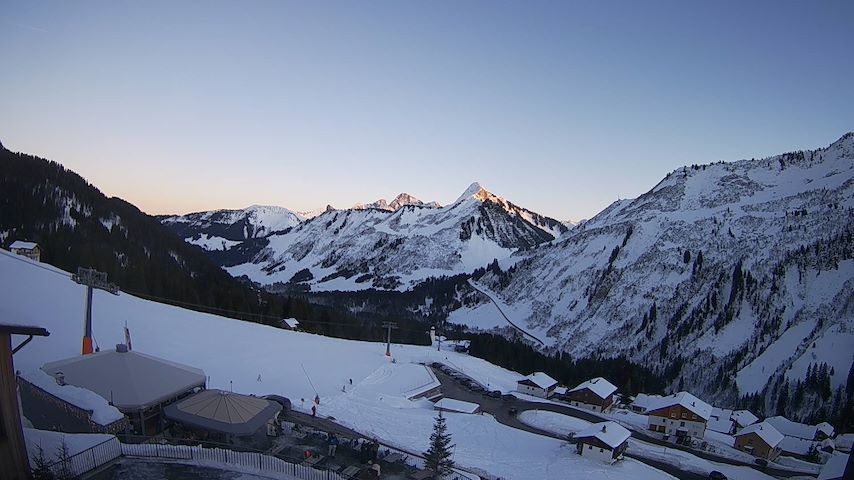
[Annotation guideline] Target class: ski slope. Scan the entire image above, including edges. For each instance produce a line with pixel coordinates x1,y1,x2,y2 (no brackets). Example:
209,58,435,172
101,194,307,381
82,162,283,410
0,250,672,480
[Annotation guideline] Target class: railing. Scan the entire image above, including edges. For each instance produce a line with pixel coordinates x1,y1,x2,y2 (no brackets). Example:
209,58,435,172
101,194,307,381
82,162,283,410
121,440,347,480
42,437,122,478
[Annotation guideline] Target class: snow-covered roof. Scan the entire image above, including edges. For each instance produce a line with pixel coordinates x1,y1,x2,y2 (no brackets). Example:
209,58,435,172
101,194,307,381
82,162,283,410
818,453,850,480
10,240,38,250
575,421,631,449
630,393,662,411
553,386,567,395
518,372,558,390
735,421,784,448
836,433,854,452
732,409,759,428
779,436,816,455
42,347,207,411
766,416,830,440
21,369,124,425
646,391,713,420
568,377,617,399
434,398,480,414
282,318,299,328
164,389,281,436
817,422,835,437
708,408,735,434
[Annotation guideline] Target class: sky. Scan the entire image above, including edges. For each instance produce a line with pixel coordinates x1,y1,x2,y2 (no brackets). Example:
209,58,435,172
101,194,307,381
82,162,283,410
1,1,852,221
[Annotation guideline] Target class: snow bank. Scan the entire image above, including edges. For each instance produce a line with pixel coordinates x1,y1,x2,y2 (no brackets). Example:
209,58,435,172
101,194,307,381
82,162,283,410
20,369,124,425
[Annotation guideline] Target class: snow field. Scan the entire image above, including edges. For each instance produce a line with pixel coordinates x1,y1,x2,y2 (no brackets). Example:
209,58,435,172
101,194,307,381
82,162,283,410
1,252,674,479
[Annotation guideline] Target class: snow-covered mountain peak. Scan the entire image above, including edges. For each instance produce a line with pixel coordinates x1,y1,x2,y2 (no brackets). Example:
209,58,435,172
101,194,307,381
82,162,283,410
352,192,438,212
455,182,487,203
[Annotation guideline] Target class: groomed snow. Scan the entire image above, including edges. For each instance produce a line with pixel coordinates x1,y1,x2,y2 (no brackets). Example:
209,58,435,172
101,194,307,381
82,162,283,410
1,251,674,480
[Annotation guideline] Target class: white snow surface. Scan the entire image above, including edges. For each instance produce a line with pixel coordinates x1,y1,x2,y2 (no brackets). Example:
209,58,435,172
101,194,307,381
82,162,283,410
518,410,592,436
0,252,673,480
24,428,115,464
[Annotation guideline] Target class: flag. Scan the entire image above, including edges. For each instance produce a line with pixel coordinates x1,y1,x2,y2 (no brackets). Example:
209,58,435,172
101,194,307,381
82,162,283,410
124,321,132,350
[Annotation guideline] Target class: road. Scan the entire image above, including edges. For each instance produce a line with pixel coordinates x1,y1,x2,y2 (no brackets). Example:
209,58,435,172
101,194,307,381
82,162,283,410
430,365,813,480
467,280,545,346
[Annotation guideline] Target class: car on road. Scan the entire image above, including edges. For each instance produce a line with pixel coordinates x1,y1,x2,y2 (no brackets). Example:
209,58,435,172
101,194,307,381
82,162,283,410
753,458,768,467
485,390,501,398
501,393,515,401
707,471,727,480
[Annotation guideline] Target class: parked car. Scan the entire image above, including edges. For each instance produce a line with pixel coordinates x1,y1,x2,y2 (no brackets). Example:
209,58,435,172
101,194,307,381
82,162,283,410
486,390,501,398
707,471,727,480
754,458,768,467
501,393,515,401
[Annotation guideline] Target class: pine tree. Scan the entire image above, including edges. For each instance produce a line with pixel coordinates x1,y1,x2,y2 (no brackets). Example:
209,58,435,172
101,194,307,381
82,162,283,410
424,411,455,478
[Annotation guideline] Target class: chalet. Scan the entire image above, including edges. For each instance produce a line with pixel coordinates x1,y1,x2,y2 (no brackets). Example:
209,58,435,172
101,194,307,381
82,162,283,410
766,416,835,441
646,391,712,440
9,240,40,262
1,323,49,480
565,377,617,412
37,345,207,435
433,398,481,414
574,421,631,464
629,393,662,413
516,372,558,398
732,410,759,431
280,318,300,331
734,421,784,460
708,408,736,435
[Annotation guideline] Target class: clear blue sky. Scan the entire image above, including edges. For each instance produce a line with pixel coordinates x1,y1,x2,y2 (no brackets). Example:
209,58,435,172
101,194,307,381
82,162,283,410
1,1,852,221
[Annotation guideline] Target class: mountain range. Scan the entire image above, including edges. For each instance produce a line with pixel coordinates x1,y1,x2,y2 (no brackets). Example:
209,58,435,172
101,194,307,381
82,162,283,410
162,182,568,291
3,133,851,425
160,133,854,421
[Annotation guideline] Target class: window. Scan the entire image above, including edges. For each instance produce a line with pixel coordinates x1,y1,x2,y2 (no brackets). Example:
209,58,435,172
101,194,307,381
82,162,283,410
588,445,592,450
599,448,604,453
670,412,677,418
680,421,685,427
681,412,687,418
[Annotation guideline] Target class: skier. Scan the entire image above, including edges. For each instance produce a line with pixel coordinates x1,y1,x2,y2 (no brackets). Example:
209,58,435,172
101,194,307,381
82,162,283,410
315,394,320,405
349,378,353,385
311,404,317,417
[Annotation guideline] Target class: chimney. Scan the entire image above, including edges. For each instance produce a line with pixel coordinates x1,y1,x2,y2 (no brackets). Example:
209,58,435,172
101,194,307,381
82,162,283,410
601,424,607,433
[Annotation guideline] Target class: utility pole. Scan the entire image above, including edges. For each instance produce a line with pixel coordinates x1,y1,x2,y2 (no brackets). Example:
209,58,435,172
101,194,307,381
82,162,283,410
382,321,398,357
72,267,118,355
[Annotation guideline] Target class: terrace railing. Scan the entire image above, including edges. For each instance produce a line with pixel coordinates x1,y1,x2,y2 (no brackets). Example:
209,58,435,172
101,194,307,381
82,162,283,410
42,436,122,478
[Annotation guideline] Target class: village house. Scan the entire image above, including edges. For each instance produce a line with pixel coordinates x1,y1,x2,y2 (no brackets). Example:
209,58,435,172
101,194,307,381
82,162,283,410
766,416,835,441
628,393,662,413
574,421,631,464
280,317,300,331
646,391,713,441
565,377,617,412
516,372,559,398
9,240,40,262
734,421,784,460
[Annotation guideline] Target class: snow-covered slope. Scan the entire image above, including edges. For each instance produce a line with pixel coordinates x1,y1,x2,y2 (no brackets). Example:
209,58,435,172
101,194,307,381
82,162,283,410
0,249,672,480
469,133,854,409
160,205,305,250
219,183,567,290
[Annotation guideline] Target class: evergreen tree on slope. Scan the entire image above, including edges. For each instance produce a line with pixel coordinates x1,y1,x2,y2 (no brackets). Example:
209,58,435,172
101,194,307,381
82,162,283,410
424,411,455,478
